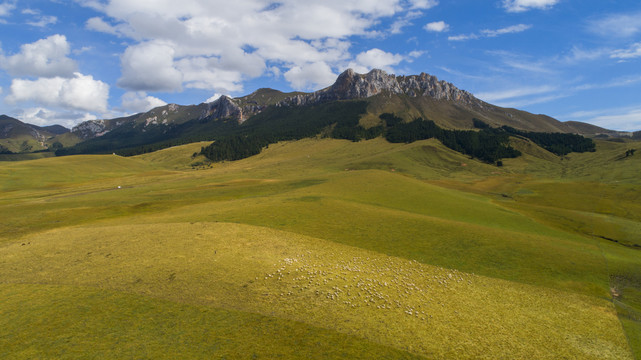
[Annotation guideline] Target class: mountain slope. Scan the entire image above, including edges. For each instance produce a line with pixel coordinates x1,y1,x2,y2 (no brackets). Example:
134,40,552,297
55,69,623,158
0,115,70,153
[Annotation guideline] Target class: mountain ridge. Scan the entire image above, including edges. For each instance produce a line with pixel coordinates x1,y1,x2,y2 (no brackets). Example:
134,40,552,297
0,115,70,153
68,68,626,141
0,69,632,156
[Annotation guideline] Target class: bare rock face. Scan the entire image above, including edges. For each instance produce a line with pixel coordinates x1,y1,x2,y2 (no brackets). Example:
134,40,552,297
327,68,403,99
202,95,266,123
279,68,482,108
203,96,242,120
72,120,109,139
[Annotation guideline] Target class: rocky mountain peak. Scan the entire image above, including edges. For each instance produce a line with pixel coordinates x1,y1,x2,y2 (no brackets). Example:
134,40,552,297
280,68,483,108
72,119,112,139
329,68,402,99
202,95,244,122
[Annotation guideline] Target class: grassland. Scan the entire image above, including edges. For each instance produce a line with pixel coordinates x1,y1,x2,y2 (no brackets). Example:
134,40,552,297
1,137,640,359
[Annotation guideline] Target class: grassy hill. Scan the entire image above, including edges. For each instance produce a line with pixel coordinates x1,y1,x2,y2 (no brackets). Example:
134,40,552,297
0,137,639,359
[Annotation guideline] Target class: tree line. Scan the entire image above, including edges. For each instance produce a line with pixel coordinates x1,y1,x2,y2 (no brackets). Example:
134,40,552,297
499,125,595,155
201,111,597,165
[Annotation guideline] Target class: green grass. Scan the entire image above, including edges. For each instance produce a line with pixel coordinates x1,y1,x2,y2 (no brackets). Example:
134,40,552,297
0,222,631,359
0,283,420,360
0,137,640,359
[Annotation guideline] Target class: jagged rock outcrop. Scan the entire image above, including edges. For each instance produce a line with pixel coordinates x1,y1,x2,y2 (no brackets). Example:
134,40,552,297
201,95,266,123
202,96,243,121
72,120,111,139
279,69,483,108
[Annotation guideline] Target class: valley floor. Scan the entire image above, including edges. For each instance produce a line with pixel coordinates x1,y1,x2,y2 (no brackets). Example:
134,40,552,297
1,137,640,359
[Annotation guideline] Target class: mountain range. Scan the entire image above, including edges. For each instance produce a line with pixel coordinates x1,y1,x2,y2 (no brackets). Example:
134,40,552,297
1,69,637,157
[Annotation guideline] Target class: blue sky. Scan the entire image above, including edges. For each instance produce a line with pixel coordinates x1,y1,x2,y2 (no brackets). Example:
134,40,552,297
1,0,640,131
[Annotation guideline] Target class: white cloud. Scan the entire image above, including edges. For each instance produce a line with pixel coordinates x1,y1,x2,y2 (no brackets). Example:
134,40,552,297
81,1,421,93
408,0,438,9
424,21,449,32
0,2,15,17
487,50,555,74
176,57,246,92
390,10,422,34
6,72,109,113
611,42,641,60
503,0,559,13
0,34,77,78
348,48,405,73
206,93,222,103
13,107,98,128
121,91,167,113
449,24,531,41
589,12,641,39
481,24,531,37
559,46,609,64
284,62,337,90
493,94,569,108
26,15,57,27
86,17,123,36
448,34,476,41
475,85,557,102
574,75,641,91
572,107,641,132
73,46,94,55
117,42,183,92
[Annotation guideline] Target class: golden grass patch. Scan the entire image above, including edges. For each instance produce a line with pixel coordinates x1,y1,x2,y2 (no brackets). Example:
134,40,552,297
0,222,632,359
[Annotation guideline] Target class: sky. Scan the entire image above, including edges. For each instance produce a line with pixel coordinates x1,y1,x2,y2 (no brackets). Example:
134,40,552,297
0,0,640,131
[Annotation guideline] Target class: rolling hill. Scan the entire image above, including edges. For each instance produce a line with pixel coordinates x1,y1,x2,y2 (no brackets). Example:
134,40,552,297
0,132,640,358
1,69,639,358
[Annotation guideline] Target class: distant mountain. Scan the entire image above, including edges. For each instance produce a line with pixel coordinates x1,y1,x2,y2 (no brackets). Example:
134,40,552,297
562,121,625,137
71,88,305,141
55,69,628,158
0,115,70,153
37,124,70,135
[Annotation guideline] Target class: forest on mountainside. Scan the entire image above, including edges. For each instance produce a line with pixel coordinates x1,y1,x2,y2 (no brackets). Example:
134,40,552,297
201,108,595,165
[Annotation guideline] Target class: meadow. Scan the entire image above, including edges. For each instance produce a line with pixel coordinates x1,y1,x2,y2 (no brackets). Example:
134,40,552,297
1,137,639,359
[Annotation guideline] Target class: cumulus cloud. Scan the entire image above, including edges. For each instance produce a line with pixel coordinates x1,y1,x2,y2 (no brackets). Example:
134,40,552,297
348,48,406,73
121,91,167,113
408,50,426,58
502,0,559,13
6,72,109,113
206,93,223,103
424,21,449,32
0,2,15,17
284,62,337,90
117,42,183,92
13,107,98,128
82,0,421,92
0,34,77,78
86,16,122,36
